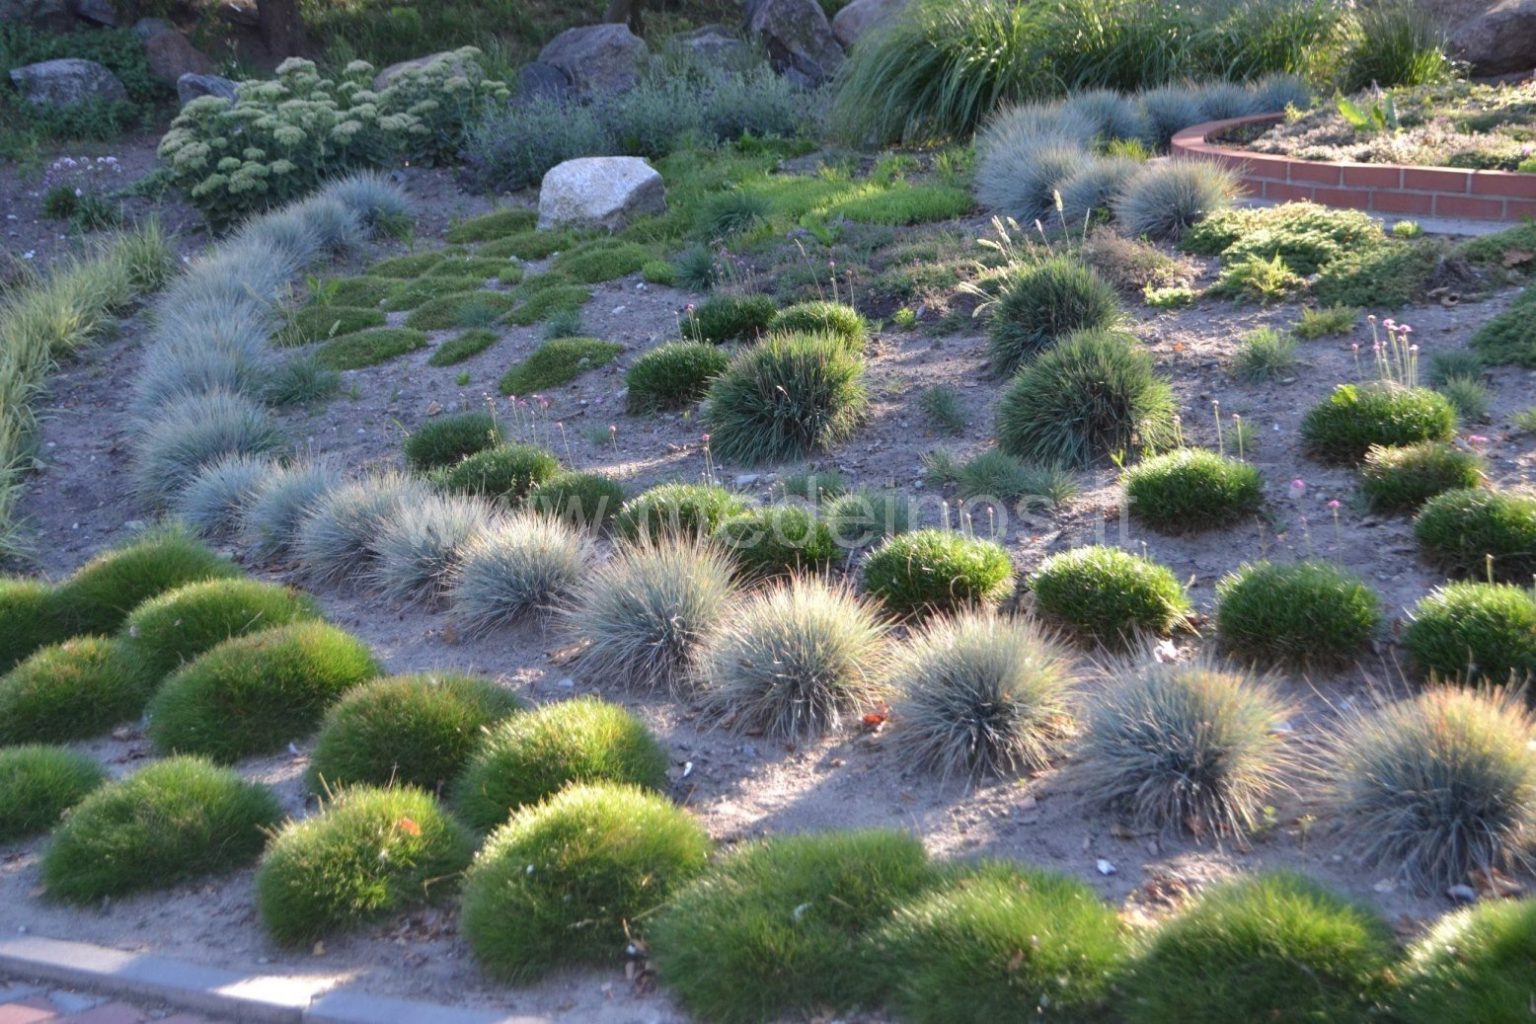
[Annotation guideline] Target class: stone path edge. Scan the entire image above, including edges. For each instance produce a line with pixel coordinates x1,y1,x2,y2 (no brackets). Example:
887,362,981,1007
0,936,550,1024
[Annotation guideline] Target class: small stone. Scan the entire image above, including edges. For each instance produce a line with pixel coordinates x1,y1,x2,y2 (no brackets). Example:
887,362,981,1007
1372,879,1396,894
1095,859,1117,876
1447,884,1477,903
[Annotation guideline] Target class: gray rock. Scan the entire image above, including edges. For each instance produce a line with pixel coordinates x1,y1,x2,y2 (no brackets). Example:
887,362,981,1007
215,0,258,27
669,24,752,66
746,0,845,85
371,49,471,91
9,58,127,107
831,0,907,49
1447,0,1536,75
538,156,666,233
538,23,648,95
0,0,70,30
71,0,116,26
177,72,238,107
143,29,214,86
515,60,571,101
131,16,174,39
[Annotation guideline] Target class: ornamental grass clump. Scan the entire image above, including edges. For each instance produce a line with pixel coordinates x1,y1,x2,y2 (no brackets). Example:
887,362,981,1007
1414,488,1536,583
295,473,433,585
433,443,559,504
1030,545,1190,646
973,104,1095,222
0,745,105,841
256,786,474,945
403,411,501,471
825,490,911,550
1360,440,1484,513
41,757,281,903
768,302,868,351
118,578,321,690
986,257,1123,376
873,861,1130,1024
996,330,1177,467
1403,582,1536,685
680,294,777,344
718,504,838,579
1392,898,1536,1024
0,637,143,744
1329,688,1536,890
52,528,239,637
1300,382,1456,463
700,578,887,742
564,537,738,694
861,529,1015,619
454,696,668,833
625,342,730,412
1215,560,1381,666
461,783,710,981
367,492,494,605
1123,448,1263,532
614,482,746,541
132,391,286,509
652,829,935,1024
450,512,592,633
147,622,379,763
0,578,71,673
1113,160,1235,241
1080,657,1292,839
527,471,625,530
703,333,869,465
1119,873,1396,1024
239,459,337,557
891,613,1076,782
172,454,274,539
308,673,524,793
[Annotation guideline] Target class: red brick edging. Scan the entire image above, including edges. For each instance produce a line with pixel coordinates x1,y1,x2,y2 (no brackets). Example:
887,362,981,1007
1171,113,1536,222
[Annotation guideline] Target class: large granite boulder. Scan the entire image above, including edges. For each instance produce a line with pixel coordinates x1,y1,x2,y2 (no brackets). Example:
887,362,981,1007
537,23,648,95
372,49,473,91
0,0,71,30
669,24,752,66
515,60,571,102
9,58,127,107
1443,0,1536,75
72,0,116,26
143,29,215,86
832,0,907,49
177,72,238,107
538,156,666,232
746,0,845,85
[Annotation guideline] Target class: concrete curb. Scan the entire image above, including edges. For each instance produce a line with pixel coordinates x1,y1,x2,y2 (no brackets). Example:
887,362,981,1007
0,936,549,1024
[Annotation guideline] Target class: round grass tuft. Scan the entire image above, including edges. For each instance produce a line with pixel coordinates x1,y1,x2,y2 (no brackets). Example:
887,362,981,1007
1079,657,1292,840
1393,897,1536,1024
309,673,525,794
0,745,106,841
41,756,282,903
718,504,837,578
1330,688,1536,890
861,529,1015,619
1030,545,1190,646
701,578,887,742
460,783,710,981
1215,560,1381,666
0,636,145,744
1112,160,1235,241
1414,487,1536,583
768,301,868,351
825,489,910,550
454,696,669,832
239,459,337,557
1360,440,1485,513
874,860,1130,1024
702,333,868,465
1122,448,1263,533
625,342,730,413
256,786,474,945
403,411,501,471
615,482,746,541
652,829,935,1024
986,257,1122,376
680,294,777,344
53,529,239,637
132,390,286,507
0,577,71,674
433,443,559,504
526,470,625,530
366,492,494,605
891,612,1076,782
147,622,380,763
1119,872,1396,1024
1403,582,1536,685
996,329,1177,467
295,473,433,585
118,578,322,689
1300,382,1457,464
450,512,593,633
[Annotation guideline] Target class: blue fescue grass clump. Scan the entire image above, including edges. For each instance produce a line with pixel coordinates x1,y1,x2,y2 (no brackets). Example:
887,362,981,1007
1029,545,1190,646
367,492,495,605
172,454,274,538
295,474,433,585
0,745,105,841
239,459,337,558
450,512,593,634
1114,160,1235,241
1215,560,1381,666
861,529,1015,619
0,636,145,744
132,390,286,507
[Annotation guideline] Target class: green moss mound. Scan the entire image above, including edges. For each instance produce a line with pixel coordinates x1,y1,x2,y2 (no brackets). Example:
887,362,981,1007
447,209,537,243
1404,581,1536,685
625,342,730,412
0,577,70,674
497,337,622,395
381,275,485,312
653,829,935,1024
987,257,1122,376
427,328,500,367
0,745,105,841
1030,545,1190,645
768,301,868,351
370,251,448,278
1393,898,1536,1024
682,294,777,344
454,696,669,832
1360,441,1485,513
1119,872,1396,1024
719,505,838,578
434,443,560,503
308,672,523,793
528,471,626,530
319,275,396,308
1471,298,1536,368
1215,560,1381,666
1300,382,1456,464
119,578,321,689
0,636,144,743
41,757,281,903
1414,488,1536,583
406,290,517,331
314,327,428,369
461,783,710,981
256,786,475,945
862,529,1015,618
615,483,747,541
552,240,651,283
479,229,580,261
53,530,238,637
1123,449,1263,533
874,861,1129,1024
403,411,501,471
147,622,380,763
505,283,591,326
280,305,386,346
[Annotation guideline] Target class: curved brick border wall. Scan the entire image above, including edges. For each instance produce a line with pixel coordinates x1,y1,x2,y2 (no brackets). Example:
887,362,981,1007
1172,113,1536,222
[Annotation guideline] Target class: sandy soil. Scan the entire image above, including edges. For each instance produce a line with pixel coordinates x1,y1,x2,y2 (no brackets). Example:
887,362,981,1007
4,143,1536,1020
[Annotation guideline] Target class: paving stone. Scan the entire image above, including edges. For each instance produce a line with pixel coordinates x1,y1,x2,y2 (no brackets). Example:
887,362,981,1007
0,999,59,1024
57,1003,146,1024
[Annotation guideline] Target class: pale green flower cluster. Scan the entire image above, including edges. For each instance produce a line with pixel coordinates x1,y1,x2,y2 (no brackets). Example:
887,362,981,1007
158,47,509,230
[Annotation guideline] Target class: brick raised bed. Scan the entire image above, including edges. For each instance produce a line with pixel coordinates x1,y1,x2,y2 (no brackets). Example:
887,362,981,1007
1171,113,1536,222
